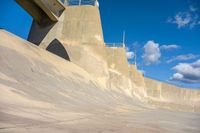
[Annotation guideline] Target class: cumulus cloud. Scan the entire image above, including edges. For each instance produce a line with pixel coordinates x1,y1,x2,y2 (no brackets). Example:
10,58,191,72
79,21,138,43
167,54,199,63
126,48,134,59
142,40,161,65
168,5,200,29
192,60,200,67
142,41,181,65
160,45,180,50
126,51,134,59
170,60,200,83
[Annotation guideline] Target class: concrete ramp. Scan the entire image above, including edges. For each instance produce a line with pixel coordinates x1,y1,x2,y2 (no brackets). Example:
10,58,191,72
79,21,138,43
15,0,65,23
0,30,200,133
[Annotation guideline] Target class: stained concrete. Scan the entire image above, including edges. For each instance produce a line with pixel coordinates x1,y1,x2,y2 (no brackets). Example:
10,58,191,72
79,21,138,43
1,1,200,132
127,64,200,111
0,29,200,133
28,5,104,46
144,77,200,111
12,0,200,111
16,0,65,23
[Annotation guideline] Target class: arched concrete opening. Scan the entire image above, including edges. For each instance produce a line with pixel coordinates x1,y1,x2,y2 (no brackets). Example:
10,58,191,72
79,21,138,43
46,39,70,61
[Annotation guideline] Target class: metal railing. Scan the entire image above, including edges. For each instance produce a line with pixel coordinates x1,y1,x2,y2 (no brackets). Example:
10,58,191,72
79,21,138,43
60,0,98,6
106,43,124,48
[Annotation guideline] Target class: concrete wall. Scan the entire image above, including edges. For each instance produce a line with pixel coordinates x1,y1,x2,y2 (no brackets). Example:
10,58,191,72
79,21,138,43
62,44,109,87
59,41,134,94
128,65,145,88
128,64,146,99
62,6,104,45
24,4,131,91
143,77,200,102
160,82,200,104
143,77,200,110
105,47,129,77
61,43,133,92
127,64,200,110
16,2,200,110
28,6,104,47
104,47,134,95
144,78,162,99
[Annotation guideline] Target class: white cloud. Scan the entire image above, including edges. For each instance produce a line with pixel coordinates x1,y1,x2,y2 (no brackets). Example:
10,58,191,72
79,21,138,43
160,44,180,50
167,54,199,63
142,40,161,65
170,59,200,83
192,60,200,67
168,5,200,29
126,51,134,59
172,73,184,80
168,12,191,28
126,47,134,59
138,70,145,75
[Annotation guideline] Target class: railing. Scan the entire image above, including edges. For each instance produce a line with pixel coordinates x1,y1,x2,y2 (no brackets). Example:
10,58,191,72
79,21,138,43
106,43,125,48
60,0,98,6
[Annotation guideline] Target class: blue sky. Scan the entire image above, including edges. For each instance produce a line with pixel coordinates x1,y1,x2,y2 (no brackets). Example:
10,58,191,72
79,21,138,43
0,0,200,88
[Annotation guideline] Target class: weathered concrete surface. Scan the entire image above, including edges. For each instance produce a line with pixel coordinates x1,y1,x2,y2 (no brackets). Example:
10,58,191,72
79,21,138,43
1,2,200,132
15,2,200,111
128,64,200,111
128,64,146,99
25,4,200,110
16,0,65,23
106,47,129,77
22,3,140,95
144,77,200,111
28,6,104,46
61,43,133,93
1,29,200,133
59,43,109,87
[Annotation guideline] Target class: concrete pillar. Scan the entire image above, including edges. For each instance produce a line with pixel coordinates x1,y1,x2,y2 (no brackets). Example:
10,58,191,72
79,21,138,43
61,6,104,45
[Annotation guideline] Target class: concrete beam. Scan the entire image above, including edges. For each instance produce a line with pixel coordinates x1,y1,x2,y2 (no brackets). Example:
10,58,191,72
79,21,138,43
16,0,65,24
38,0,65,17
32,0,58,22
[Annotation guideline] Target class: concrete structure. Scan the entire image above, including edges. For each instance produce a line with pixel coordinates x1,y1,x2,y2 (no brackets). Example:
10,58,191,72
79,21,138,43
106,47,129,77
1,29,200,133
21,2,104,47
16,0,65,23
0,0,200,132
143,77,200,111
128,64,200,111
128,64,146,99
14,0,200,108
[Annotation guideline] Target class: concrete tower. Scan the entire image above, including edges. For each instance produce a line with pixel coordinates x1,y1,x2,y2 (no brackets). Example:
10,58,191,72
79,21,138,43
16,0,104,49
16,0,131,87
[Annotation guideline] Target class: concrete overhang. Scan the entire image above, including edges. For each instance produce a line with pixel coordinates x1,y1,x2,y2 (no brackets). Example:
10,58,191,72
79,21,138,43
16,0,65,24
